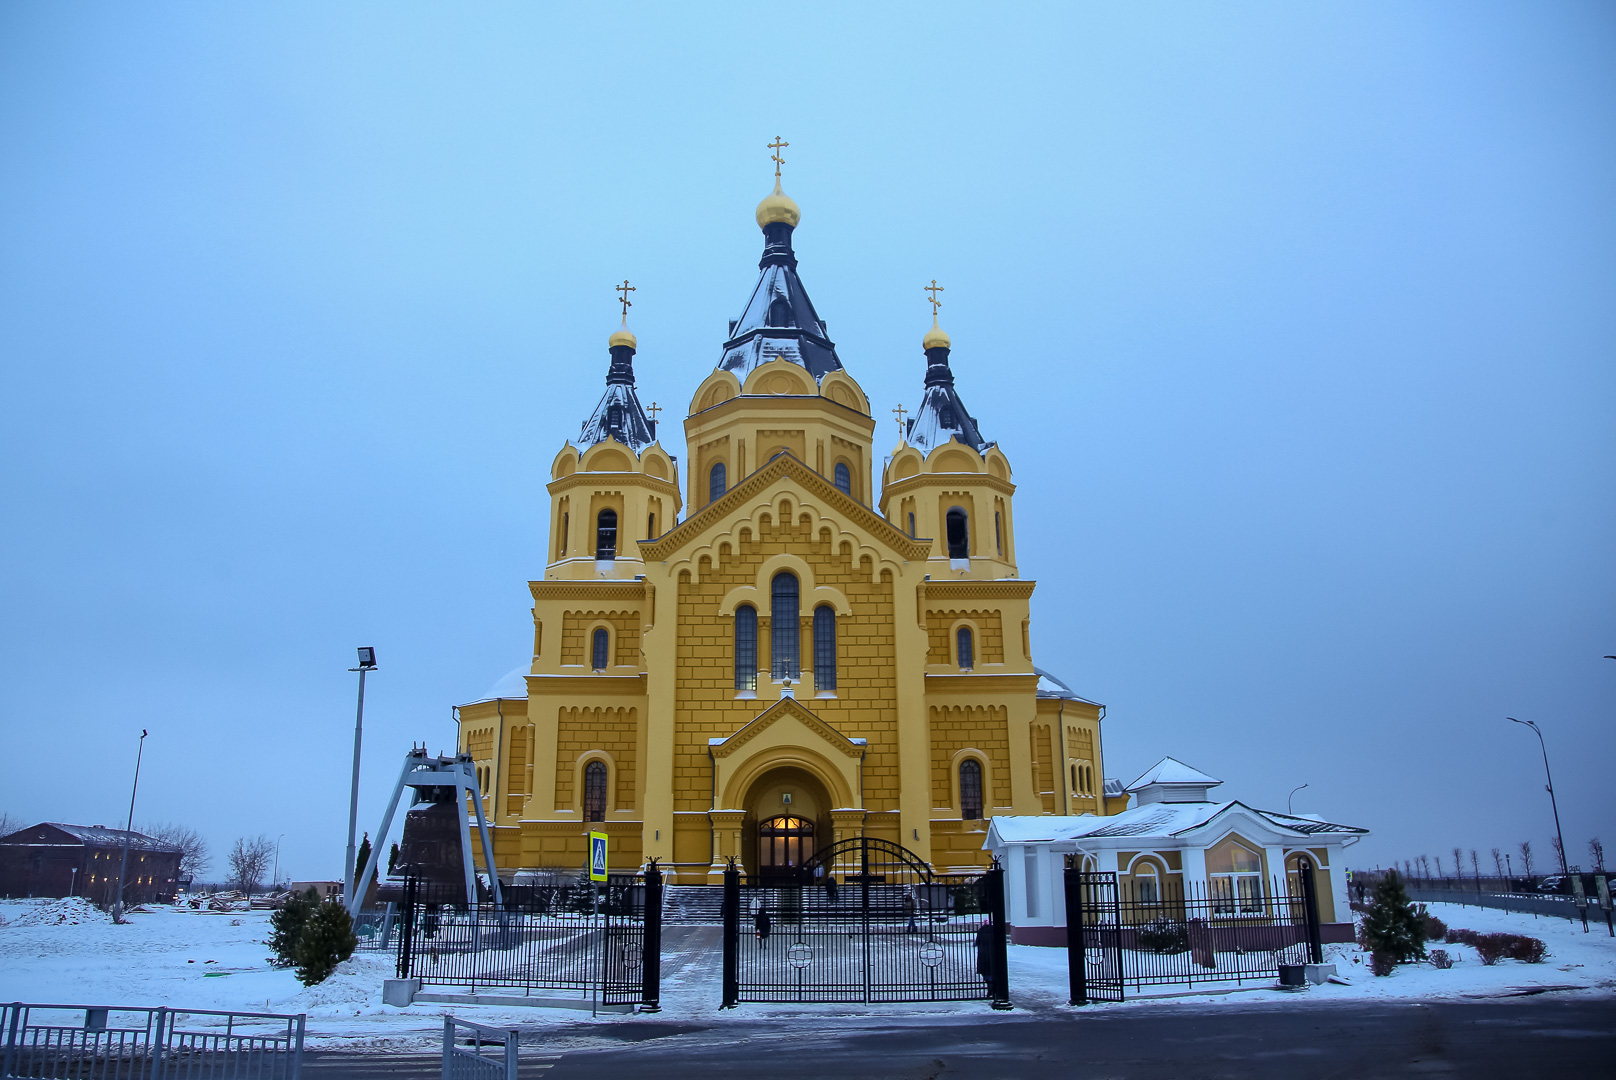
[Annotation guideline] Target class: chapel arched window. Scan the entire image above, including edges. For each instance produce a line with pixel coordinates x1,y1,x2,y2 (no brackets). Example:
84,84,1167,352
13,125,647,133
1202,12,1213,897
833,462,851,495
946,508,969,559
734,605,758,692
959,759,983,820
956,626,974,671
709,462,726,503
583,760,607,822
595,509,617,560
770,571,800,680
767,297,792,327
813,606,836,692
591,627,609,671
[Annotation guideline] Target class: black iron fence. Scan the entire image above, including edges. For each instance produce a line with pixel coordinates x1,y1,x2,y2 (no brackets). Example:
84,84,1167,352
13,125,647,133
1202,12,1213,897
394,863,662,1009
720,838,1009,1008
0,1005,304,1080
1065,867,1322,1003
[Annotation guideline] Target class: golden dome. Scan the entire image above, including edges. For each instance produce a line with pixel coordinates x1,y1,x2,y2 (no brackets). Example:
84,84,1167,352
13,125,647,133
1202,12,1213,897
609,322,637,350
923,321,951,350
755,178,801,229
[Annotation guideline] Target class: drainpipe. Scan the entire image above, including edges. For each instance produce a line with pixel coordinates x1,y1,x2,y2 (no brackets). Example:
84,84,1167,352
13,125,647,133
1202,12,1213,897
494,698,506,827
709,747,718,868
1056,702,1068,812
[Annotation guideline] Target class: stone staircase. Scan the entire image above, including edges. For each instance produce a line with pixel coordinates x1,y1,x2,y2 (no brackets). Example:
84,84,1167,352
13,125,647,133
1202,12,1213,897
661,884,727,925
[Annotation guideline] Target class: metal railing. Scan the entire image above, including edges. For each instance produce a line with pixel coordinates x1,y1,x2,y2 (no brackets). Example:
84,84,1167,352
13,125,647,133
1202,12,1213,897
1,1005,304,1080
1065,871,1321,1001
439,1017,516,1080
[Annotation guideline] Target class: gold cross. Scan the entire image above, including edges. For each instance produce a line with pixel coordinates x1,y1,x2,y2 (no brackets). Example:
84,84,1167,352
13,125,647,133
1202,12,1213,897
615,279,635,318
892,403,908,434
647,402,662,423
768,136,788,179
924,279,944,318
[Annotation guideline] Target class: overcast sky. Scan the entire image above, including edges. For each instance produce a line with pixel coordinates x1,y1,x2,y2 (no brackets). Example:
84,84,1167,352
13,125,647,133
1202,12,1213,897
3,3,1612,884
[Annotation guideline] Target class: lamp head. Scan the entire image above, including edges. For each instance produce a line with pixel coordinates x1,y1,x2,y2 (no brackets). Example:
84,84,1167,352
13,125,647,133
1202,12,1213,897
356,647,378,670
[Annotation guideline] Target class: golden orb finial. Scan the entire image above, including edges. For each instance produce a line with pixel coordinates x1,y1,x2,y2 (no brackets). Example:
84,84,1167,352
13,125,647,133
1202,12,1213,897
756,136,801,229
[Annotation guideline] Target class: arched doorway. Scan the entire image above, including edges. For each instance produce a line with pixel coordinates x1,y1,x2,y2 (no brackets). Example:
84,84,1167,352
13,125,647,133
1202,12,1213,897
757,815,815,880
740,764,834,879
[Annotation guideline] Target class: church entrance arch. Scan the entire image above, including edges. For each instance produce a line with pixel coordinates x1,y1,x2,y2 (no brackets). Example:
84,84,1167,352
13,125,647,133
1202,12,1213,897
740,765,834,880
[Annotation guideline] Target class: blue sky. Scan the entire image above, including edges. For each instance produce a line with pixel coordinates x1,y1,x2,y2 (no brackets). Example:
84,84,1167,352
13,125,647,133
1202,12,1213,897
2,3,1612,883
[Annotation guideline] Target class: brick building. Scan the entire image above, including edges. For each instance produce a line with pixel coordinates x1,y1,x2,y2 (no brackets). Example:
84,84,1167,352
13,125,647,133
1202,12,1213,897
0,822,182,904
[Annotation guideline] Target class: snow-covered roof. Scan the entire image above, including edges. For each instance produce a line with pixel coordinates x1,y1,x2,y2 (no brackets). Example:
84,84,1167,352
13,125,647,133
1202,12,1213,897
1127,757,1222,791
904,337,992,455
1033,667,1100,705
0,823,182,852
717,228,842,380
1103,777,1124,798
984,800,1368,848
466,665,529,704
578,382,657,453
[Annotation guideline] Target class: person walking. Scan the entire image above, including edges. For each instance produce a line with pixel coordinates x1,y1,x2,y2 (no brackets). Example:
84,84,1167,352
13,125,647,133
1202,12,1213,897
903,890,918,934
975,918,995,990
755,904,772,949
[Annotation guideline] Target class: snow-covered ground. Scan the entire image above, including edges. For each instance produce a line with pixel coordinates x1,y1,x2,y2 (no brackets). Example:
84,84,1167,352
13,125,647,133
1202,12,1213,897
1,898,1610,1049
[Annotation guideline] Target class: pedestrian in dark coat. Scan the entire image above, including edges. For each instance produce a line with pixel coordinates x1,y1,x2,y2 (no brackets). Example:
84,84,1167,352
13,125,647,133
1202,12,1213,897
826,875,839,904
975,920,994,986
755,906,772,948
903,891,918,933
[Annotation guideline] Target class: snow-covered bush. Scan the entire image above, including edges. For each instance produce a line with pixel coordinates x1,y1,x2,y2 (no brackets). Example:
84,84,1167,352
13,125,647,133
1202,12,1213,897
1136,919,1189,955
1473,934,1508,966
1362,871,1425,965
268,889,318,967
293,901,357,987
1427,949,1453,969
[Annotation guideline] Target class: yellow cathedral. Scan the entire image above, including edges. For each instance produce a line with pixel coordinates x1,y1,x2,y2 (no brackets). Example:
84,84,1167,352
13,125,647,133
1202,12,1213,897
457,159,1128,885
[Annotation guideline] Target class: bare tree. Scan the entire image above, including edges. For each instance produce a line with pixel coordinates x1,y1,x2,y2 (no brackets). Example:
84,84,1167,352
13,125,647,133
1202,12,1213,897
140,822,210,881
1470,850,1480,883
1434,854,1444,879
0,811,21,839
228,835,274,899
1591,838,1605,873
1417,854,1431,879
1550,835,1567,874
1452,847,1464,883
1492,847,1504,881
1519,840,1535,878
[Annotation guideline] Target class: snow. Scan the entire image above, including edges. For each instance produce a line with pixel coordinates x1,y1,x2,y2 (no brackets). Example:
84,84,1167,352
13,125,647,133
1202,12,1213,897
1126,757,1223,789
2,899,1609,1049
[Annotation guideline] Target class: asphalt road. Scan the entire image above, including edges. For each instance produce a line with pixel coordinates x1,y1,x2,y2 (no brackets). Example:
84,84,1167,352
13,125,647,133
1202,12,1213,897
302,996,1616,1079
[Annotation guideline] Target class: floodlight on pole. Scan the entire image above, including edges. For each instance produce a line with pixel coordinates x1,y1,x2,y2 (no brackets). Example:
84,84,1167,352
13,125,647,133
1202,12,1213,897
345,647,378,909
1507,717,1568,876
112,729,148,923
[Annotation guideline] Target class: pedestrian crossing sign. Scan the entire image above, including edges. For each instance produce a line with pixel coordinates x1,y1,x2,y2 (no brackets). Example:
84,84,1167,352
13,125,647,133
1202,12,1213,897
589,831,608,882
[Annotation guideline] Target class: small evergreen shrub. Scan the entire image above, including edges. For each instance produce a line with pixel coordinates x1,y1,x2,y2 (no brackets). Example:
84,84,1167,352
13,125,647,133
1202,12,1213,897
1362,871,1426,964
1422,913,1448,941
293,901,358,987
1370,950,1398,976
267,889,319,968
1427,949,1453,969
1136,919,1190,955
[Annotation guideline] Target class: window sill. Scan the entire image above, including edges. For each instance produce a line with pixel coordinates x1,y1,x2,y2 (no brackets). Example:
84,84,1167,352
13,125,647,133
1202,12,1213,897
734,690,757,700
814,692,837,699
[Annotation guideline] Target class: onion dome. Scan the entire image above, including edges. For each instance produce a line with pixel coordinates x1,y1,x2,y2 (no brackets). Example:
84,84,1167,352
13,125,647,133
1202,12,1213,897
922,320,951,351
608,321,637,350
578,317,655,451
755,178,801,229
903,322,992,454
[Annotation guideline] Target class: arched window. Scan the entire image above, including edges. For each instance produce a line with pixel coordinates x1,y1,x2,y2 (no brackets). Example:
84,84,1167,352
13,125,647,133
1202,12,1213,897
813,606,836,692
583,760,608,822
959,759,983,820
907,512,916,537
734,605,758,692
956,626,974,671
595,509,617,560
946,507,969,559
647,513,655,538
1133,860,1161,905
591,627,609,671
1071,764,1078,793
833,462,851,495
767,297,792,327
770,571,799,680
995,511,1003,555
1208,840,1264,915
709,462,726,503
606,404,623,437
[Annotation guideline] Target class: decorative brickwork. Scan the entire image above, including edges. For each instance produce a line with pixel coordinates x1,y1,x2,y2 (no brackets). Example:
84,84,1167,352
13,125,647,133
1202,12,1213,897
559,609,642,667
925,609,1004,665
929,704,1009,808
554,706,638,811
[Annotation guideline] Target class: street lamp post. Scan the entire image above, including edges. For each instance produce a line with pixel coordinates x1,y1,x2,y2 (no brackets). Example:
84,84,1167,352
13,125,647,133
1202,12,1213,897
345,648,378,909
112,729,149,923
1288,783,1309,815
273,833,285,891
1507,717,1569,876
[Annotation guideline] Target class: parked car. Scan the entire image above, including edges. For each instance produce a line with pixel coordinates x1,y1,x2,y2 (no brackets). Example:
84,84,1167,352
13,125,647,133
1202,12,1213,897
1536,873,1614,897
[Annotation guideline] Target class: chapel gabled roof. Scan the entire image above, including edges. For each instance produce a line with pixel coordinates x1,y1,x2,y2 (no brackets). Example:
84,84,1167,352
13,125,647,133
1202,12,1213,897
1127,756,1222,790
716,192,844,381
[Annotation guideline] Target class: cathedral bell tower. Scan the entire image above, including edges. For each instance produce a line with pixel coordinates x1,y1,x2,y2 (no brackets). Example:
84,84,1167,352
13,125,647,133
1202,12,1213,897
684,146,876,508
880,290,1019,580
546,288,682,582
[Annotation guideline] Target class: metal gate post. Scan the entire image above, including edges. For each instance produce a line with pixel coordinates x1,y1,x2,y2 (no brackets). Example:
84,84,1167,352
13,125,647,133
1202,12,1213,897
986,860,1011,1010
641,860,663,1012
721,859,740,1008
1300,860,1324,964
1064,861,1087,1006
860,836,872,1004
150,1007,168,1080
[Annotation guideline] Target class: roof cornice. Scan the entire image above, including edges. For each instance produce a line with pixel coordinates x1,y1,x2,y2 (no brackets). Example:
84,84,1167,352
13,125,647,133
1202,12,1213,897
921,580,1036,602
529,581,647,603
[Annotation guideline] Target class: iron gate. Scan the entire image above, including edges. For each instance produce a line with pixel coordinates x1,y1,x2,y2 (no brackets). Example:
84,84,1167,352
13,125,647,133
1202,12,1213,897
396,862,662,1008
721,838,1009,1007
1064,868,1124,1004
